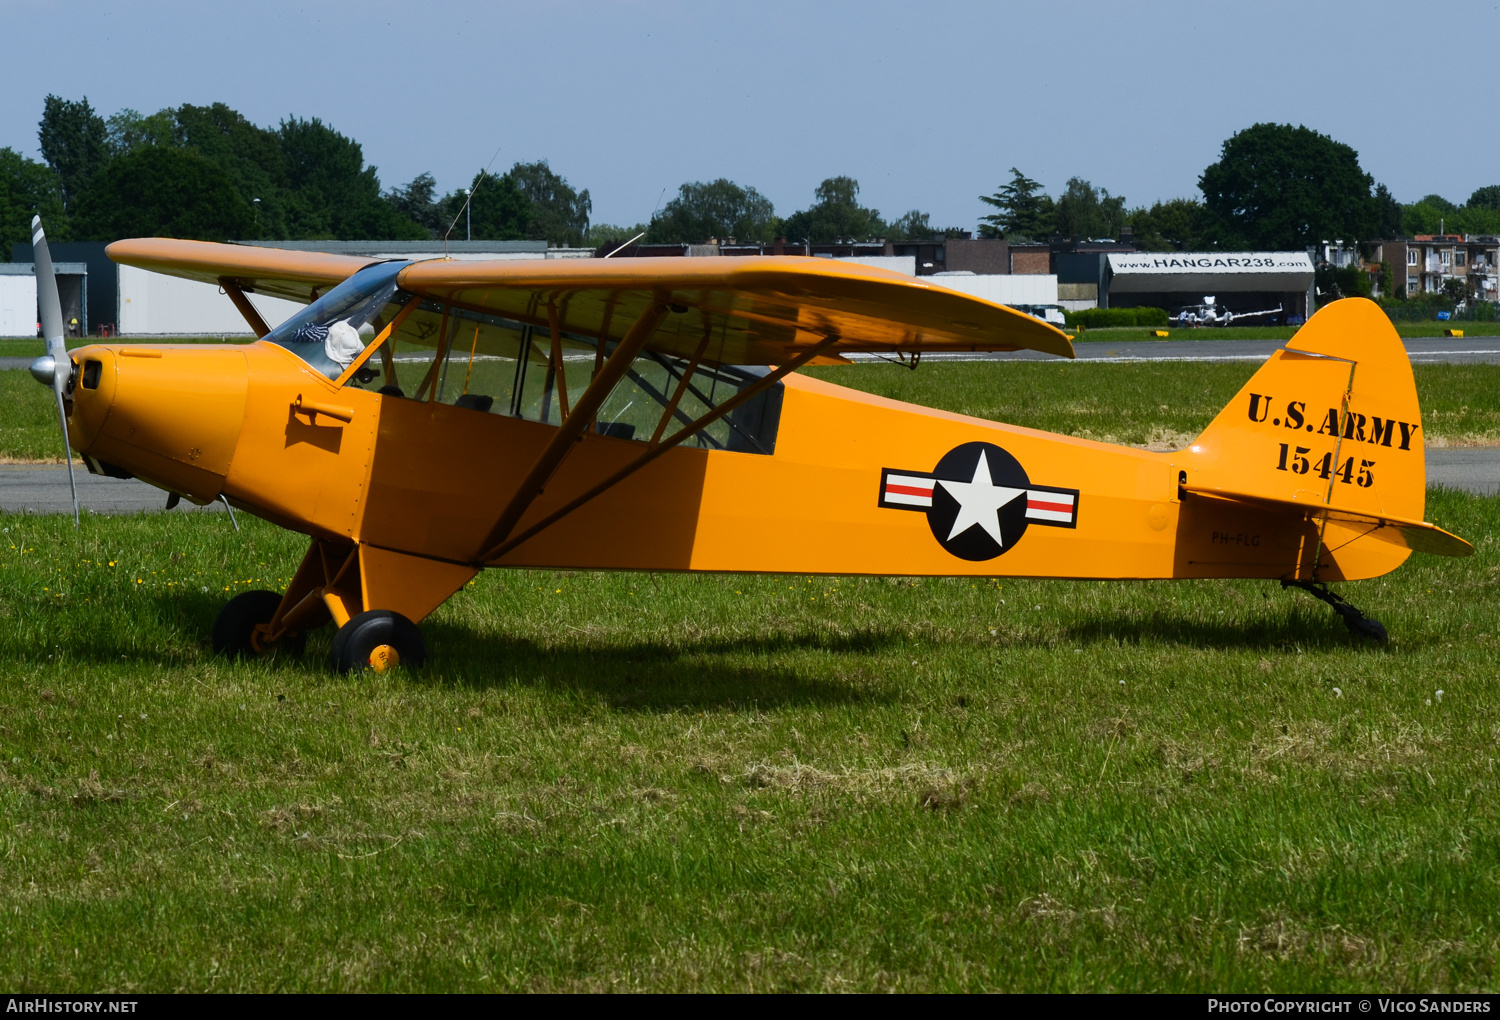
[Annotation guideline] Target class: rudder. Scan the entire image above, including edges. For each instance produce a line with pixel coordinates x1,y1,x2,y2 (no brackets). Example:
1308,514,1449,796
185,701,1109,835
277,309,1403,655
1175,298,1430,578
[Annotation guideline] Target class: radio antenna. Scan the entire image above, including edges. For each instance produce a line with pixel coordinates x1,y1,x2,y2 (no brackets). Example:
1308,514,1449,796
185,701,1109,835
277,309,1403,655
444,144,505,258
603,187,668,259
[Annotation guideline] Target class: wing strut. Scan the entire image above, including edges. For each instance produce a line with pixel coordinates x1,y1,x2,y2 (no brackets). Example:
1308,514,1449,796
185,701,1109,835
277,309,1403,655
475,298,671,556
476,331,841,565
547,301,571,420
219,278,271,337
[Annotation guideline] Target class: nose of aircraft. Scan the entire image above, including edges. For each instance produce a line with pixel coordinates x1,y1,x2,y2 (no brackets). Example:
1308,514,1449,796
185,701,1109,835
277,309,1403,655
28,353,66,387
64,345,252,502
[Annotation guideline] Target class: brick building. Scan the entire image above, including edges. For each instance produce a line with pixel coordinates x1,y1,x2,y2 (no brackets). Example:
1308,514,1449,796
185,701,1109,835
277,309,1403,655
1368,236,1500,300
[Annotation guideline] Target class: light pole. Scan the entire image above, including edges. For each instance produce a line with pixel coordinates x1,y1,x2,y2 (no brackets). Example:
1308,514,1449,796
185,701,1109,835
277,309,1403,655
465,190,472,242
252,197,260,235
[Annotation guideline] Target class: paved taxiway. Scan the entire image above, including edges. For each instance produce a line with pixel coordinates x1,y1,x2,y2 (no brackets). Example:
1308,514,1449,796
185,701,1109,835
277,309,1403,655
5,336,1500,373
847,336,1500,364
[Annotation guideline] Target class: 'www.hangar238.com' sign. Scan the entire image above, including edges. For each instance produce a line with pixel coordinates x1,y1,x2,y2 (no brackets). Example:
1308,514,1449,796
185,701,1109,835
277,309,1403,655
1108,252,1314,275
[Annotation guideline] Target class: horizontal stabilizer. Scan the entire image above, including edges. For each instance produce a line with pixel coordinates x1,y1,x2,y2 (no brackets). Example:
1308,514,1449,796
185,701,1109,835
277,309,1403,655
1184,485,1473,558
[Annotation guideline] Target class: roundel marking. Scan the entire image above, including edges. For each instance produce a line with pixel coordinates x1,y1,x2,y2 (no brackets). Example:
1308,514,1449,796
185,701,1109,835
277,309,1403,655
877,441,1079,561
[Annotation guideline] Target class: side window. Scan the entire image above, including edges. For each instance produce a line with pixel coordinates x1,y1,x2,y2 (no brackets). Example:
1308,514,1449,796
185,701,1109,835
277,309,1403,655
595,354,781,454
349,304,782,454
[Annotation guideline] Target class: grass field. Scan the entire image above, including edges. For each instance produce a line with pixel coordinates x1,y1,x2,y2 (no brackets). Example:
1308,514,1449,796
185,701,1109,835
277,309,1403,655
0,336,255,357
0,358,1497,991
5,360,1500,463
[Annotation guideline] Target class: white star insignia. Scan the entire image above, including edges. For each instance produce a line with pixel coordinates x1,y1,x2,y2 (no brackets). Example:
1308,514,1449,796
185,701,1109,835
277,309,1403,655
937,450,1026,547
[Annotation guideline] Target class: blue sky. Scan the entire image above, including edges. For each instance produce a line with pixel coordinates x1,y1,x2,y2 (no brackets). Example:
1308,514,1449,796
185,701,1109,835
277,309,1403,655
6,0,1496,230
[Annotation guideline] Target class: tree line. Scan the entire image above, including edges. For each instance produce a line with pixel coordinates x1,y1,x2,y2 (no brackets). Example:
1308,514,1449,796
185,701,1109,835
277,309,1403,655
981,124,1500,252
0,96,594,256
2,102,1496,264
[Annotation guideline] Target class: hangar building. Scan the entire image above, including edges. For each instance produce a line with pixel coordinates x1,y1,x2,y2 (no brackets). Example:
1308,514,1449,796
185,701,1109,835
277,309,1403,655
1103,252,1316,323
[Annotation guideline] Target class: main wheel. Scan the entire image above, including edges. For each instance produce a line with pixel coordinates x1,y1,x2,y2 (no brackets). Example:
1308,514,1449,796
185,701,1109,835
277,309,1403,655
328,610,426,674
212,589,306,659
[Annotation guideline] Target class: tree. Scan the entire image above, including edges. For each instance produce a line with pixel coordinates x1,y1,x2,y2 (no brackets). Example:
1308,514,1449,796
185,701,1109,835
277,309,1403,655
779,177,885,243
978,168,1055,240
0,147,66,253
72,147,253,242
508,161,590,246
441,170,532,240
275,116,424,240
105,108,179,156
1315,263,1372,301
1053,177,1126,240
1198,123,1379,250
887,210,966,241
1127,199,1191,250
1375,183,1403,238
587,222,648,249
175,104,290,239
385,172,445,237
1469,185,1500,211
1126,198,1204,251
38,95,109,215
645,179,776,244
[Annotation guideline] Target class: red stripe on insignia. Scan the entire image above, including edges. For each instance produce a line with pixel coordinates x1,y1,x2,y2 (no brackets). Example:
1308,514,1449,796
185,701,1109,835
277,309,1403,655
887,484,933,497
1028,499,1073,515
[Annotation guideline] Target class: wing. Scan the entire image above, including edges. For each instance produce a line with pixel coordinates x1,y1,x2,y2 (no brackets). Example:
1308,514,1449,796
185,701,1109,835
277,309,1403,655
107,238,1074,364
107,237,377,304
397,256,1075,363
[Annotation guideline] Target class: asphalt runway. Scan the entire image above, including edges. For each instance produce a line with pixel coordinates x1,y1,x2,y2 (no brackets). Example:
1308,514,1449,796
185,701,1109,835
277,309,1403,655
847,336,1500,364
5,337,1500,373
0,465,227,516
2,449,1495,517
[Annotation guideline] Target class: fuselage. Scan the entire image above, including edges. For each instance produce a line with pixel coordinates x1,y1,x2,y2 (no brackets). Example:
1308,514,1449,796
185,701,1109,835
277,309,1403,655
62,336,1411,585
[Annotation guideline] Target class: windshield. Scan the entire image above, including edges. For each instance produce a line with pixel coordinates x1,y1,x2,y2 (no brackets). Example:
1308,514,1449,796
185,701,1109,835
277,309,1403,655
262,260,407,378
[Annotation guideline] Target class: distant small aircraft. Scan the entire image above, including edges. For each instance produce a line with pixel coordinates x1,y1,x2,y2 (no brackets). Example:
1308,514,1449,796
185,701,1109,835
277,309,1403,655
25,218,1470,671
1174,295,1284,327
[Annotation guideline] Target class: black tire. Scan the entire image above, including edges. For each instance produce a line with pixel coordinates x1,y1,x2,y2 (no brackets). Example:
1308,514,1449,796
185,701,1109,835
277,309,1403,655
328,610,426,674
212,589,306,659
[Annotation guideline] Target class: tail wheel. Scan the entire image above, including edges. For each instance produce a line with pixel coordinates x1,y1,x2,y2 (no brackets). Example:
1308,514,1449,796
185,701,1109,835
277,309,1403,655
329,610,426,674
212,589,306,659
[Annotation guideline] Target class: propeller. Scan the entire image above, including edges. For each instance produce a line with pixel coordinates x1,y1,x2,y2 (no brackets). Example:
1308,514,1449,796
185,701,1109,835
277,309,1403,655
26,215,79,526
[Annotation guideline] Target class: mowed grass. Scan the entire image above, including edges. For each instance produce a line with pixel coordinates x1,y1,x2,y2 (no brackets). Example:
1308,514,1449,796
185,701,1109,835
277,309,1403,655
1,356,1498,991
0,336,253,357
806,360,1500,449
0,496,1496,992
5,361,1500,462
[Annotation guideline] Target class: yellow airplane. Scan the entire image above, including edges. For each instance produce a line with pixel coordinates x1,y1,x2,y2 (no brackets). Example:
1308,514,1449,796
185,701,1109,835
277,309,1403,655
24,219,1471,672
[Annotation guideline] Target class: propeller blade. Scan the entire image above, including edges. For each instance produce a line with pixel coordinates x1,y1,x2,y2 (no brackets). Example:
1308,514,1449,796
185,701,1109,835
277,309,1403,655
32,216,65,361
31,216,78,527
52,385,79,527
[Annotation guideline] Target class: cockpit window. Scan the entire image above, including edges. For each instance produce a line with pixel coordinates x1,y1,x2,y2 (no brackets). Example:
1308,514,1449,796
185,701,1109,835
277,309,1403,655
262,260,407,378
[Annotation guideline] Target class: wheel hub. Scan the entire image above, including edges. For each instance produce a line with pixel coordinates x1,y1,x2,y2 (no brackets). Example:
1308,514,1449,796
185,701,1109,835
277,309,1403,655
368,644,400,672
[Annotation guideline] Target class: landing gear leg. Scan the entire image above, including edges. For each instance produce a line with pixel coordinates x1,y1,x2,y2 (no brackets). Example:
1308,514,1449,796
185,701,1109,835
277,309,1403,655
1281,580,1388,643
213,590,308,659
